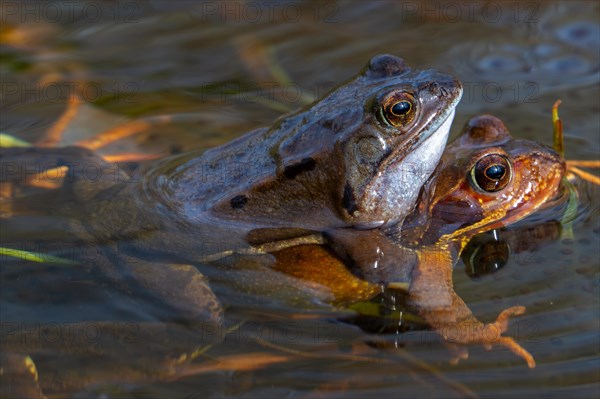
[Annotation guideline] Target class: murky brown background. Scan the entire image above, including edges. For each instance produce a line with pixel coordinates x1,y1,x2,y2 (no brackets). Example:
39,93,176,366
1,1,599,398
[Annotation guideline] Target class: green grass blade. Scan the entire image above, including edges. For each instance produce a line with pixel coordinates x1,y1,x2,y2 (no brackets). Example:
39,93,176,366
0,247,76,264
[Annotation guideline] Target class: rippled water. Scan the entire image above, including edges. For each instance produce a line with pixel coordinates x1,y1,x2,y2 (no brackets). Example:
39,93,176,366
1,1,598,398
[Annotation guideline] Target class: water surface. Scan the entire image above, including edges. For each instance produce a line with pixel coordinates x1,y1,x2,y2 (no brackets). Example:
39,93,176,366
1,1,598,398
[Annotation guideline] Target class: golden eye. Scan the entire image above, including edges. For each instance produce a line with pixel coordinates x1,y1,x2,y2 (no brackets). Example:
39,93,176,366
380,92,416,128
470,154,511,192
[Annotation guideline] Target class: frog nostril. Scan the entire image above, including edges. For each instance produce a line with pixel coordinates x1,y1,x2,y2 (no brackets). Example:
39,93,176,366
427,81,451,98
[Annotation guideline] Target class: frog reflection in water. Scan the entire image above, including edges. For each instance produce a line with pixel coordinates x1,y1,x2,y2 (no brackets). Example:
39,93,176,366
273,115,565,368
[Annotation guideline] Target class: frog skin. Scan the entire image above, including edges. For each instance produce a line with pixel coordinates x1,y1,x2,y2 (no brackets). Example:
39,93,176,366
272,115,565,367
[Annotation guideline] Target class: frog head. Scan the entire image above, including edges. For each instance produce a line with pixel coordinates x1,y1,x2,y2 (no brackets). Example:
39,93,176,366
275,54,463,229
404,115,566,243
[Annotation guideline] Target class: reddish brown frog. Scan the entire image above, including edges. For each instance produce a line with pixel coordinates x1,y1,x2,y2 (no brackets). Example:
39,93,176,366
272,115,566,367
400,115,565,367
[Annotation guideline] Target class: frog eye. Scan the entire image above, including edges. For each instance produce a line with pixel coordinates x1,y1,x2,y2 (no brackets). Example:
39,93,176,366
380,92,417,128
470,154,512,192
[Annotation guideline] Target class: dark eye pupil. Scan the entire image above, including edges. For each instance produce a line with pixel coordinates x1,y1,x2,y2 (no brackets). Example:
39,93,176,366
391,101,411,115
471,154,511,192
485,164,505,180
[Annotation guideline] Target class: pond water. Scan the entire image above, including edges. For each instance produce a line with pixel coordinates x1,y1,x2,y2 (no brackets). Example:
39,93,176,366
1,1,599,398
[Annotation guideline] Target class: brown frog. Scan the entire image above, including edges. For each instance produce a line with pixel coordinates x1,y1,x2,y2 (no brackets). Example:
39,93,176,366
273,115,566,367
55,54,463,275
158,54,462,231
